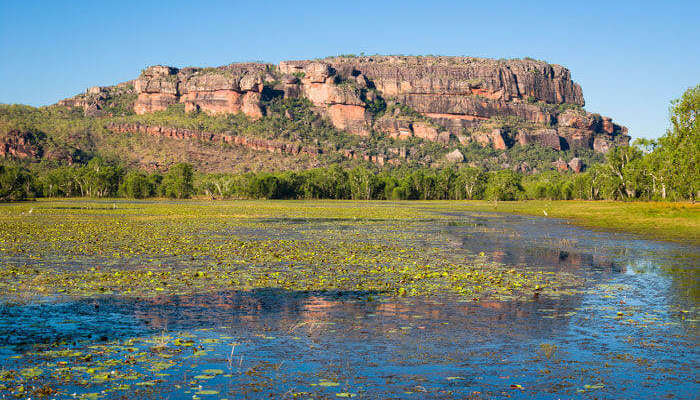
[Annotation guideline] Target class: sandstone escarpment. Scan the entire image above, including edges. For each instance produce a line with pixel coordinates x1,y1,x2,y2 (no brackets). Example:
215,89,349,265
106,122,322,157
278,56,628,153
59,55,630,155
133,64,269,119
282,56,583,104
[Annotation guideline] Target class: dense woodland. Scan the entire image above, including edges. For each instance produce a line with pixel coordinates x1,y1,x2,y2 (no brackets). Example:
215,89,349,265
1,85,697,202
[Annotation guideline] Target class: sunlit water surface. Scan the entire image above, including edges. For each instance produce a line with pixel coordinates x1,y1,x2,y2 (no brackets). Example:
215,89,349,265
0,204,697,399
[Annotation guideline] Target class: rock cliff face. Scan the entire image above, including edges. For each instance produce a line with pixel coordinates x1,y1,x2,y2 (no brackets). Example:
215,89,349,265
60,55,630,154
133,64,268,119
277,56,628,152
106,122,322,157
0,130,77,164
0,130,41,159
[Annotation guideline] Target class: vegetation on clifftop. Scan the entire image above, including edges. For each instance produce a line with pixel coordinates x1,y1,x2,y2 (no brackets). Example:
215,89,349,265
2,84,698,205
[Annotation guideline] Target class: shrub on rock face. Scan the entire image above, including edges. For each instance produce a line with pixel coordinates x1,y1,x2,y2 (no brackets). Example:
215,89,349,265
0,164,34,201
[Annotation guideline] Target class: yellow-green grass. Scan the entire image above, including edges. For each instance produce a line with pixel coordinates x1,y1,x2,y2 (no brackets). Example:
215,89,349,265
459,200,700,245
0,199,580,301
4,198,698,244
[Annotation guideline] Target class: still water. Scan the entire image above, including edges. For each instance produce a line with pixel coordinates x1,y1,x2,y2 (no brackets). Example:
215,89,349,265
0,204,697,399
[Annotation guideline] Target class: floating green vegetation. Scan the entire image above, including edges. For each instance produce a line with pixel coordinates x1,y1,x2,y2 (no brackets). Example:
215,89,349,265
0,329,235,399
0,200,696,399
0,200,581,302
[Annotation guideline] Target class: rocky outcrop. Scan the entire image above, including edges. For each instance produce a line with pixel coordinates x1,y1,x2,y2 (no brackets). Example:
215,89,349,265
472,129,508,150
106,122,321,156
568,157,584,173
133,64,268,119
553,158,569,172
277,62,371,136
444,149,465,163
551,157,586,173
516,128,562,150
58,82,136,116
60,55,630,155
374,115,413,140
0,130,42,159
279,56,628,153
374,114,451,143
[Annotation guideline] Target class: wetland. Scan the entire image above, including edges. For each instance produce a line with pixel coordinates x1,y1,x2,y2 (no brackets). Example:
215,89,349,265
0,200,697,399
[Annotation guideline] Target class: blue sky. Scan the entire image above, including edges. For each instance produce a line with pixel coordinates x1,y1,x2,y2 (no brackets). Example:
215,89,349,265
1,0,698,139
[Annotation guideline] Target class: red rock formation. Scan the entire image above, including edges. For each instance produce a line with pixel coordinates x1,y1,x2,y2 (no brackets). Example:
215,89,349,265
412,122,439,141
373,115,445,142
374,115,413,139
105,122,324,157
285,56,584,104
553,158,569,172
133,64,266,119
0,130,41,159
489,129,507,150
279,61,371,136
516,128,561,150
278,56,627,152
557,127,594,150
326,104,370,136
568,157,584,173
59,56,630,154
558,109,600,131
473,128,508,150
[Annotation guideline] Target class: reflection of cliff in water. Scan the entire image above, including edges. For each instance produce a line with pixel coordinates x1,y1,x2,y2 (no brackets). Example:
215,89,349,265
0,288,584,352
129,289,583,343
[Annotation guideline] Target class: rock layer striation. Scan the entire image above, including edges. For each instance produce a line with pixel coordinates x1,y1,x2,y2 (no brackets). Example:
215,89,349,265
61,55,630,154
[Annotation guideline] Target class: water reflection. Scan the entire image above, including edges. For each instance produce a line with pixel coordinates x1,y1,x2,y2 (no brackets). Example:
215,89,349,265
0,289,580,348
0,209,698,399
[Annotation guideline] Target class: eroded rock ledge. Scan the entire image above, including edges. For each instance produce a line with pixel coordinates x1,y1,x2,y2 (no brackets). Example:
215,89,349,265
132,64,268,119
61,55,630,154
276,56,629,152
105,122,321,157
105,123,418,167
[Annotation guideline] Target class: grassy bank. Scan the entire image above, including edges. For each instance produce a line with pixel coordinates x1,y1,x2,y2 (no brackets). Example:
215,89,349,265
460,200,700,245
